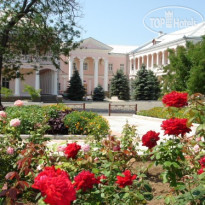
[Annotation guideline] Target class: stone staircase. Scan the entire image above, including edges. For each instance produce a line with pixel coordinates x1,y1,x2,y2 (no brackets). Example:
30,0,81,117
41,95,57,103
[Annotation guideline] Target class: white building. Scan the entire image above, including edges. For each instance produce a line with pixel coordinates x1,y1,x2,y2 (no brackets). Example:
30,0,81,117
128,21,205,78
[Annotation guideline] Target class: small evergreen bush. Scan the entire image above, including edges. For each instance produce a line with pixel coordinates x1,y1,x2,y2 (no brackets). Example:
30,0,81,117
93,85,105,101
66,70,86,101
110,69,130,100
132,64,160,100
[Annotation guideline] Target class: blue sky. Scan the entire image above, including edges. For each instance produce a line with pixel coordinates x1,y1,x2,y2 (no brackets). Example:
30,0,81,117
78,0,205,46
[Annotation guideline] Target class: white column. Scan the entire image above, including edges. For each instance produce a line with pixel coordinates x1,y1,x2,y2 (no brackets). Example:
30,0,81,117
162,51,165,65
53,71,58,95
129,58,132,74
14,74,20,96
138,57,140,69
133,58,136,71
104,59,108,91
94,58,99,88
157,53,160,66
152,54,154,69
80,58,84,83
168,52,170,64
35,69,40,90
68,58,73,80
146,56,148,68
142,56,144,64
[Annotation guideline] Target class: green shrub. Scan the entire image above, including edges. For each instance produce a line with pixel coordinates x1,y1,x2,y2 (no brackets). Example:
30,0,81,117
3,105,48,134
63,111,109,139
1,87,13,98
24,84,41,101
93,85,105,101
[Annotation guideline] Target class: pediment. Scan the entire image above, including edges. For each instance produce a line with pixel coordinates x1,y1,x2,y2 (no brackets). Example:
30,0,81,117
78,37,113,51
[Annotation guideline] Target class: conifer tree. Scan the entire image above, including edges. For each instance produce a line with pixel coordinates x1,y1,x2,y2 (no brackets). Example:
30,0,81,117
133,64,160,100
66,70,85,101
110,69,130,100
93,85,105,101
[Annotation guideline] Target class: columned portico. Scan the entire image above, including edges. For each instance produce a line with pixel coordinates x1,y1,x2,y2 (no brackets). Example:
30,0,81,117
35,69,40,90
104,59,108,91
14,72,20,96
151,54,154,69
94,58,99,88
162,51,165,65
53,70,58,95
133,58,136,71
79,58,84,83
68,58,73,80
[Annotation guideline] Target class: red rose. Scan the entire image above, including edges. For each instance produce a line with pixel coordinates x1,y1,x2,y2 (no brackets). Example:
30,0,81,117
113,145,121,152
198,168,204,175
32,166,76,205
64,143,81,159
161,118,191,136
142,131,160,149
162,91,188,108
116,170,137,188
74,170,99,192
199,156,205,168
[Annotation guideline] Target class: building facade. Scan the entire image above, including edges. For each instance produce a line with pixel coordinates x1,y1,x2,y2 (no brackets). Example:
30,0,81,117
3,22,205,97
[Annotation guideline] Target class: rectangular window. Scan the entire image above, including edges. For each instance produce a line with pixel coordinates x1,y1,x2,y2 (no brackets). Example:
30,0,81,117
2,78,9,89
120,64,124,70
109,64,113,71
83,62,88,70
73,62,77,70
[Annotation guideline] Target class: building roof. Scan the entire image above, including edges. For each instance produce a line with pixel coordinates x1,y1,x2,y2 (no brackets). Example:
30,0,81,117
131,21,205,54
109,45,138,54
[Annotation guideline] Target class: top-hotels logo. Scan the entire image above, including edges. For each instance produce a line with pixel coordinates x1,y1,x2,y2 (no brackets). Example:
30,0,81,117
143,6,204,34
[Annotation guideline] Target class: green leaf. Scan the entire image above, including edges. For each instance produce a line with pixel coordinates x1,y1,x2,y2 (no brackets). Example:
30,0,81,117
165,196,170,204
108,150,114,161
164,161,172,167
92,168,99,174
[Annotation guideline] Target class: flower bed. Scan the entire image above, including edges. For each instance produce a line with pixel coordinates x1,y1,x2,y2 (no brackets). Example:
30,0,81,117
0,92,205,204
0,102,109,138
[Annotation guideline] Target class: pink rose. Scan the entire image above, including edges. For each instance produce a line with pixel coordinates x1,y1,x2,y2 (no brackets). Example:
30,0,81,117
7,147,14,155
10,119,21,127
0,111,7,118
193,145,200,153
94,157,99,162
196,137,202,142
57,146,66,152
81,144,90,152
14,100,23,107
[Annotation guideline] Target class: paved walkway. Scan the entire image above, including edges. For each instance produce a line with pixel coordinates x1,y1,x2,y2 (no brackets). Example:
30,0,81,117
48,115,197,153
3,100,163,116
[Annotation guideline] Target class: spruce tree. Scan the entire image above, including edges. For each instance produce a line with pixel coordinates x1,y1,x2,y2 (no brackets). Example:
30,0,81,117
110,69,130,100
147,70,161,100
93,85,105,101
133,64,160,100
66,70,86,101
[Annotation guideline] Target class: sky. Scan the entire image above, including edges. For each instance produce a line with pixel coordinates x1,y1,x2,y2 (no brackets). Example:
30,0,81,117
77,0,205,46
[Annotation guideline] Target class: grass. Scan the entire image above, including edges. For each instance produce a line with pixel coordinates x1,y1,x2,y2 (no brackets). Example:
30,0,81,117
137,107,189,119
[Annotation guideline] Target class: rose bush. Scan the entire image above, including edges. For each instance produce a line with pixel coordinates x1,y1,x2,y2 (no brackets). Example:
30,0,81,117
0,92,205,204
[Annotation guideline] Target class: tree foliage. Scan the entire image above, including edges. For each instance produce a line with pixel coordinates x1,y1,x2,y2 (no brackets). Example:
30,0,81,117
110,69,130,100
93,85,105,101
162,37,205,94
132,64,160,100
0,0,81,106
66,69,85,101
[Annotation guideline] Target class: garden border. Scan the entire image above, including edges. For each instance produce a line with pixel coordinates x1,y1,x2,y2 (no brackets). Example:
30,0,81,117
0,134,87,140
